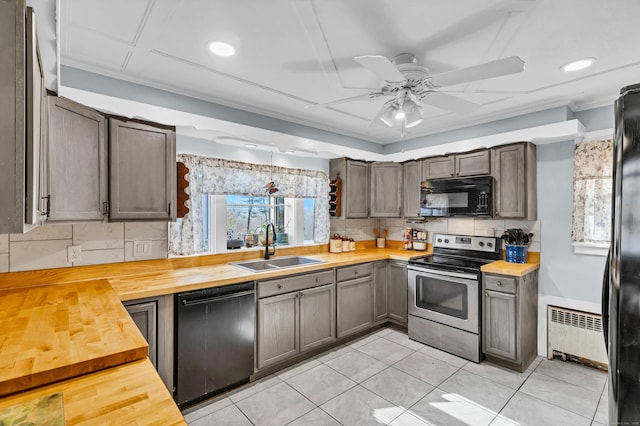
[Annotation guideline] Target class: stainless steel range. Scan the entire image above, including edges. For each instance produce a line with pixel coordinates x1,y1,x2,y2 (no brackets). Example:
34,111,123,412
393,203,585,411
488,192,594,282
408,233,500,362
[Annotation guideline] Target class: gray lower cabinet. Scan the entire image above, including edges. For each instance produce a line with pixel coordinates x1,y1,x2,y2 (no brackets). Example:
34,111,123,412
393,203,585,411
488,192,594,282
373,261,388,321
370,162,402,218
47,95,108,222
482,270,539,372
257,292,299,369
257,271,336,369
492,142,537,220
388,261,408,324
337,264,373,338
299,284,336,352
124,295,174,392
402,160,422,218
108,117,177,221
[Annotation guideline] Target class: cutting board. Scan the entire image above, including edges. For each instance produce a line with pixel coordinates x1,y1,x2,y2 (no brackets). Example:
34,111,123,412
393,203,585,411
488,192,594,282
0,280,148,397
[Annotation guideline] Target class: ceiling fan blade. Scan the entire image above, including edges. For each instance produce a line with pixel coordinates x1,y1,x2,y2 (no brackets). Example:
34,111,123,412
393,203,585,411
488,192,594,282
430,56,525,88
354,56,405,83
305,92,385,109
425,92,481,114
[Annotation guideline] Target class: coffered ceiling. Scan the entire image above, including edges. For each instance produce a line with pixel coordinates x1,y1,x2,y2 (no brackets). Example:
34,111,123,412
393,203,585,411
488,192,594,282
59,0,639,144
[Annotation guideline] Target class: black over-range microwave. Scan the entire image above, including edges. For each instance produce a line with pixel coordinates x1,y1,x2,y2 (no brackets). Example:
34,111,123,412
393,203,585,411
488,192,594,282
419,176,492,217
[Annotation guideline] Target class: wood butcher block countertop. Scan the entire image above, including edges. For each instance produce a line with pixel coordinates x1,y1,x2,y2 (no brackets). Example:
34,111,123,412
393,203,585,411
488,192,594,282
0,358,185,425
480,260,540,277
109,248,423,301
0,280,148,397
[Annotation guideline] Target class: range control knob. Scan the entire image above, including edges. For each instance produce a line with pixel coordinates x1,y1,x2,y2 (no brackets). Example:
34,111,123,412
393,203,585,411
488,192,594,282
487,242,493,248
478,242,485,247
444,239,449,243
437,238,442,243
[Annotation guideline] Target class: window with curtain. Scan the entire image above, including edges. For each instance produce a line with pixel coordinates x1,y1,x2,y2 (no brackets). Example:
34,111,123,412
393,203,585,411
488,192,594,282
571,139,613,248
170,154,330,256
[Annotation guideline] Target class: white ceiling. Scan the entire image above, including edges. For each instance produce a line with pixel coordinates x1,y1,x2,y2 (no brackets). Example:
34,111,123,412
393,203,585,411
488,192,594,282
59,0,639,145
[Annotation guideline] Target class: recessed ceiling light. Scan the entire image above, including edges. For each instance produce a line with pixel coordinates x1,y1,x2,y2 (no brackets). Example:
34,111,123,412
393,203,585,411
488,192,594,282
209,41,236,57
284,149,295,154
561,57,596,72
244,143,257,148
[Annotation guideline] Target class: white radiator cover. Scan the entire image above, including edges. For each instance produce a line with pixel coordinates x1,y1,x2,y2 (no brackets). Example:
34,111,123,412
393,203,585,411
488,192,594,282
547,306,608,365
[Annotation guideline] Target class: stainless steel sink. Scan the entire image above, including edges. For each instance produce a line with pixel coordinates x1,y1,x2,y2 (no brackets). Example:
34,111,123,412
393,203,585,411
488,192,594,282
231,256,325,272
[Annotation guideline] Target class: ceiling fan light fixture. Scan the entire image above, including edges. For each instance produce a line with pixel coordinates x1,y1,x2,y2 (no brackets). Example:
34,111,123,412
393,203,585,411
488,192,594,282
400,99,423,128
394,110,406,120
561,57,596,72
208,41,236,57
379,103,397,127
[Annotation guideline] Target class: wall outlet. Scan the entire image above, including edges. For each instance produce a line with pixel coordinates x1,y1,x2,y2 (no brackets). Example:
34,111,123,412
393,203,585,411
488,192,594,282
133,240,152,258
67,245,82,263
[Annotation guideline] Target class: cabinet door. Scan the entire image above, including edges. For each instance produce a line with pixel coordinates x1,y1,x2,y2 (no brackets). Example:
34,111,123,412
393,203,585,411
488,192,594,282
337,276,373,338
493,144,526,218
370,162,402,217
422,156,455,179
456,150,491,177
373,262,388,321
300,284,336,352
124,301,158,368
403,161,422,218
47,95,108,221
345,160,369,218
483,289,517,361
109,118,176,221
388,261,408,323
257,292,299,369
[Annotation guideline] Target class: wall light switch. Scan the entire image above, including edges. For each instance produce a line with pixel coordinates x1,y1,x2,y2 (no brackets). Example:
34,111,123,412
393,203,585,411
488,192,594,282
133,240,152,258
67,245,82,263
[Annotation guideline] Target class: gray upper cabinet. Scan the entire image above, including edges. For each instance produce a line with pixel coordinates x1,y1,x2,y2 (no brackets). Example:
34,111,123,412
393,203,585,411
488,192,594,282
370,162,402,218
47,95,108,222
388,261,408,324
455,150,491,176
109,118,176,221
346,160,370,218
402,161,422,218
422,156,455,179
329,158,369,218
0,1,46,233
422,150,491,180
492,142,537,220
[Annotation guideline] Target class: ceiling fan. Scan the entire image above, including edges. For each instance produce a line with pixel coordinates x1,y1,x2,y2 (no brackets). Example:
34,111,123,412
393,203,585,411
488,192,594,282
307,53,525,131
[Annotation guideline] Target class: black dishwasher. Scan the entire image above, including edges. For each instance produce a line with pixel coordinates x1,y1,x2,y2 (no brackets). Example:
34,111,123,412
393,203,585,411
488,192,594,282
175,281,255,407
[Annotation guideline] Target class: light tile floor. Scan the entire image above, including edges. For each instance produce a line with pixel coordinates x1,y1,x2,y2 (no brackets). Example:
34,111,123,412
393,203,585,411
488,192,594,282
183,327,608,426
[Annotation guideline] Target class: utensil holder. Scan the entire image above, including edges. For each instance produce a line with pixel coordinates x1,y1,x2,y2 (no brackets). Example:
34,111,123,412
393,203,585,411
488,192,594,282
506,244,528,263
377,238,386,248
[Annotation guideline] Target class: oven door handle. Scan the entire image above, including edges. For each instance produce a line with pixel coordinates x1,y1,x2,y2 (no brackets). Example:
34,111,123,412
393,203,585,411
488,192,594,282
407,266,478,281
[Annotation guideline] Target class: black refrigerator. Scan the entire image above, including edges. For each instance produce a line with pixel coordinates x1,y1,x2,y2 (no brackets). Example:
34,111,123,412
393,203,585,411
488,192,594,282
604,83,640,424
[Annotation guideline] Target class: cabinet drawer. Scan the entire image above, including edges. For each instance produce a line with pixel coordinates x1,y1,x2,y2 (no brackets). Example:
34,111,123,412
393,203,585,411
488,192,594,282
258,270,334,298
484,275,517,294
336,263,373,282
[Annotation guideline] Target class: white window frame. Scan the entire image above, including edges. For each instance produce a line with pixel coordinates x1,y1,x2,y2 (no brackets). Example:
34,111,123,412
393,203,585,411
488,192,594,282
206,195,316,254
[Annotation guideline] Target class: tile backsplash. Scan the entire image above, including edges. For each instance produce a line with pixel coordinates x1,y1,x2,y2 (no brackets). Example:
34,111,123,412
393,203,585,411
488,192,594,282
0,222,169,273
378,217,542,252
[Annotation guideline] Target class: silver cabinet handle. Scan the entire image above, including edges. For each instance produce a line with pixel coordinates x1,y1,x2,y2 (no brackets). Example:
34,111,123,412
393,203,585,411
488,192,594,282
497,281,503,286
277,284,282,289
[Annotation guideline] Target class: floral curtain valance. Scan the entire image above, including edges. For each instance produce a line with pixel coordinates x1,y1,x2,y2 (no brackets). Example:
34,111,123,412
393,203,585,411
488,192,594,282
170,154,330,255
571,139,613,244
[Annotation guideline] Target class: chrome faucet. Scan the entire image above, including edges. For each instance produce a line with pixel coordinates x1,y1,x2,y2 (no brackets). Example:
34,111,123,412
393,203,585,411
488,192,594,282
264,222,276,260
